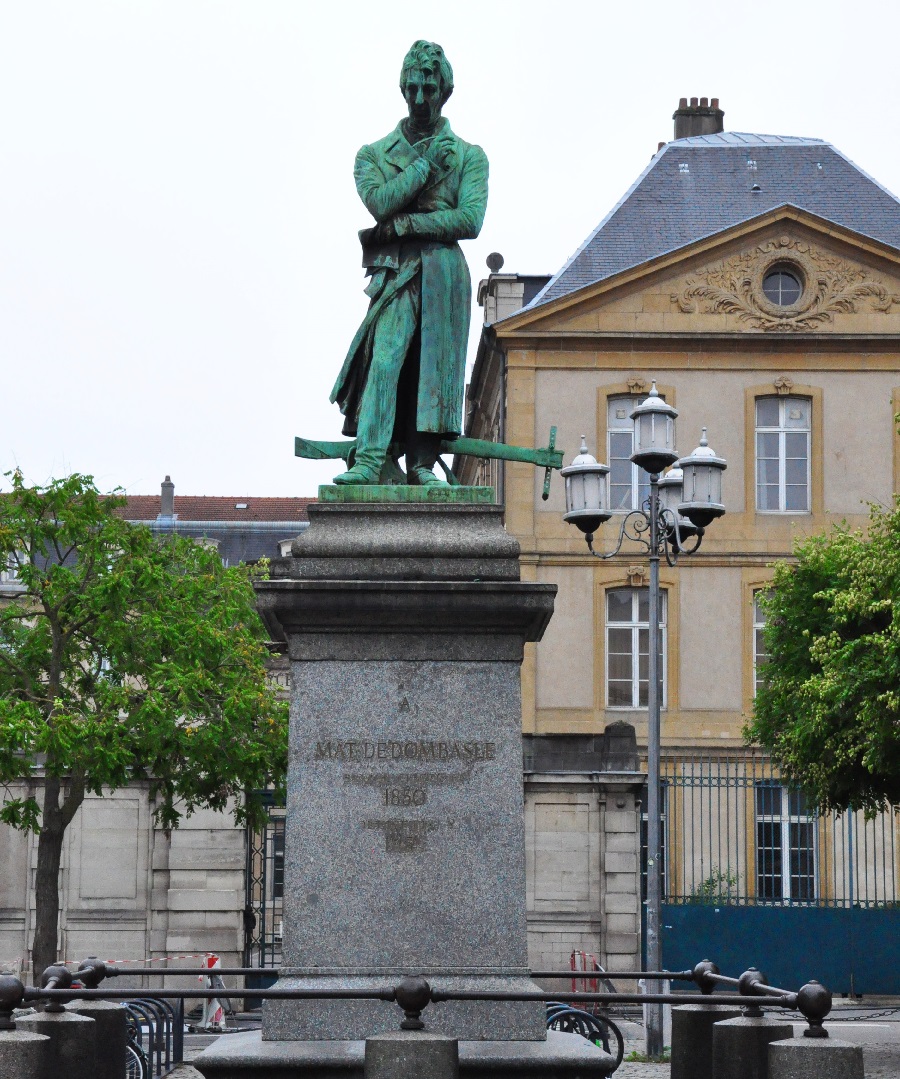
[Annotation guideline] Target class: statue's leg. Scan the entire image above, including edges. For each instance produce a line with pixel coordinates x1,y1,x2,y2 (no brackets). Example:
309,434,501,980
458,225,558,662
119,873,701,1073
334,283,420,485
406,432,449,487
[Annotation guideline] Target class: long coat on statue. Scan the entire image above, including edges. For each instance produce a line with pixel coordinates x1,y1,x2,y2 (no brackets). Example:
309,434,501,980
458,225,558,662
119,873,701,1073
330,119,489,439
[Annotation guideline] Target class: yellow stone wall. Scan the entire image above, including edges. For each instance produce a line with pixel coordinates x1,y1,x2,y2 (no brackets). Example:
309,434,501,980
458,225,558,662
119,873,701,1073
494,212,900,752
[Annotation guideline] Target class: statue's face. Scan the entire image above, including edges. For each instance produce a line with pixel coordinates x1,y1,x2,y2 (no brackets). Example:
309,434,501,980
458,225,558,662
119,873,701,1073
403,67,442,129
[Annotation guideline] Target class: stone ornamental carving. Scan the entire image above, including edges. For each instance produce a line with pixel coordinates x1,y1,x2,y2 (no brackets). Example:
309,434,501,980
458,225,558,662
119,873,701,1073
627,377,649,395
671,237,900,331
627,564,646,586
773,375,794,395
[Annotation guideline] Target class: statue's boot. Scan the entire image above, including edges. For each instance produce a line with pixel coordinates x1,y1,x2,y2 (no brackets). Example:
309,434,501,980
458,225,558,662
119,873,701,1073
409,465,449,487
333,464,380,485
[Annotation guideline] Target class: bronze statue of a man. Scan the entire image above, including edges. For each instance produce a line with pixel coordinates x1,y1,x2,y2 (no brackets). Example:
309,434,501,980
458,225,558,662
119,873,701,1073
330,41,489,486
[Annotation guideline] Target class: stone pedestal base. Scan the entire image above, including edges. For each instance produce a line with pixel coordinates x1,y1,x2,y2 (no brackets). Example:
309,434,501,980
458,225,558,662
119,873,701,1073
365,1031,458,1079
0,1029,50,1079
768,1036,864,1079
712,1015,794,1079
194,1028,616,1079
670,1003,742,1079
15,1010,97,1079
255,503,557,1046
64,1000,127,1079
263,975,545,1041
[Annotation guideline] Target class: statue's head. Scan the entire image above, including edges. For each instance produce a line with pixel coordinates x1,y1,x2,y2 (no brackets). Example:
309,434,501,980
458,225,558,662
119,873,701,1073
399,40,453,128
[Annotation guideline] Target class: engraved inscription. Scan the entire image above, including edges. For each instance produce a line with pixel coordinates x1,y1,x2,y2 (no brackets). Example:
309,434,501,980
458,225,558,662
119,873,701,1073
344,770,470,789
314,739,496,763
362,818,438,853
312,735,497,854
383,787,427,807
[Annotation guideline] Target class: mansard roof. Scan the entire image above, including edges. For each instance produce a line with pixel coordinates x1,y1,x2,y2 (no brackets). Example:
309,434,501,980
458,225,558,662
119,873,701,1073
528,132,900,309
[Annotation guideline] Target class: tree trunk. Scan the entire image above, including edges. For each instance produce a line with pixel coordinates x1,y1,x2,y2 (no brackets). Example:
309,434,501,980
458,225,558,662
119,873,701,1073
32,776,85,983
32,778,64,983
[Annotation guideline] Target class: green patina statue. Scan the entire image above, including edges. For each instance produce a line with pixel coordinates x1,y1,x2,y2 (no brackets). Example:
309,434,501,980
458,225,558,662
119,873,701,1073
330,40,489,487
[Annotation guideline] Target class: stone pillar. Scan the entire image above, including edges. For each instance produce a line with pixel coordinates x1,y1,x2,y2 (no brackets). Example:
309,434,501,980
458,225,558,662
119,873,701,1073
365,1031,458,1079
711,1014,793,1079
65,999,127,1079
255,498,556,1041
670,1003,741,1079
768,1037,864,1079
599,781,643,974
0,1029,50,1079
16,1010,96,1079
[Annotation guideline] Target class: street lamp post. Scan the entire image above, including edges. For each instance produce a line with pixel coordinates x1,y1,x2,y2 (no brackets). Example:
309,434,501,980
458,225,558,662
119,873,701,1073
561,382,727,1060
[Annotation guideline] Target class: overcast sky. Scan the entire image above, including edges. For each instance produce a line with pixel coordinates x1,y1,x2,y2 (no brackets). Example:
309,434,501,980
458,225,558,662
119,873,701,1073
3,0,899,497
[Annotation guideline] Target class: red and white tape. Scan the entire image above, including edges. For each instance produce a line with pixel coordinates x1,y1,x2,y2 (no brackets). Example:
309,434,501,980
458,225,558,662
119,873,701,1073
58,951,215,966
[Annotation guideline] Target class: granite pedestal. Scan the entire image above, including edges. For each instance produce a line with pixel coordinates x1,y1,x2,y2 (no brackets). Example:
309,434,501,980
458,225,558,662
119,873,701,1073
768,1036,864,1079
194,496,614,1076
670,1003,741,1079
711,1014,793,1079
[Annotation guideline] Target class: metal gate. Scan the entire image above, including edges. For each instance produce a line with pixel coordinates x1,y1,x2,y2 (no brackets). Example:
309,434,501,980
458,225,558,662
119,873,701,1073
654,756,900,993
244,795,285,992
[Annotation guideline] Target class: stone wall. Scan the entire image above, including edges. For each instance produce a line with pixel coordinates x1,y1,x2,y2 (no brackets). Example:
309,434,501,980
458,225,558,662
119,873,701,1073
0,781,245,984
525,772,644,978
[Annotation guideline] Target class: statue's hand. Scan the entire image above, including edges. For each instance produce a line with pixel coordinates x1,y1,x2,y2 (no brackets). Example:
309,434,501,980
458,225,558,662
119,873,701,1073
360,218,401,246
422,133,455,171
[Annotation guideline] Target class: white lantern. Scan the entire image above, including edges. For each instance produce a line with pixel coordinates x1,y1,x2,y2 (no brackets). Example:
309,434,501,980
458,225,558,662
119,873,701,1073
630,381,679,475
657,466,700,541
561,437,611,535
676,428,727,527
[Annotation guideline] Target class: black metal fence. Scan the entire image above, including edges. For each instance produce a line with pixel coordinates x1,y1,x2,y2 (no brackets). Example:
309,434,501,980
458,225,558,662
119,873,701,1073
244,798,285,968
656,755,899,907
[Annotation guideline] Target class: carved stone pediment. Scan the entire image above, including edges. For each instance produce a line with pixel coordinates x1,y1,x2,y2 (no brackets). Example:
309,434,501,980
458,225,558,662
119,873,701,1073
671,236,900,331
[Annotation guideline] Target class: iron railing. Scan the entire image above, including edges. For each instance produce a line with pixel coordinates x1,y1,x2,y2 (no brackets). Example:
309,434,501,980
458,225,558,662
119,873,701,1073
0,957,834,1041
648,755,899,907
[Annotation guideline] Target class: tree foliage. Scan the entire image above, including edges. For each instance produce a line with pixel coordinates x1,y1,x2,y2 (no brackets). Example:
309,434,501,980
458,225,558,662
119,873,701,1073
745,501,900,814
0,471,288,974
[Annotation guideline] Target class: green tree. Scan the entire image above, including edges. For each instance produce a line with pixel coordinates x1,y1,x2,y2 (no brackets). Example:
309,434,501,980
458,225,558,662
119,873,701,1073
745,501,900,815
0,471,288,980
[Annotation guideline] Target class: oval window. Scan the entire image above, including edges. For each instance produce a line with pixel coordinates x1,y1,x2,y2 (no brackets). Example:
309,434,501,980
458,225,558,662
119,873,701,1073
762,266,803,306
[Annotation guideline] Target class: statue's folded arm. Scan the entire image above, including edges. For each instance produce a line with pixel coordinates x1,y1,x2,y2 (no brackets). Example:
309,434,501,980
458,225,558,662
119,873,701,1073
404,147,489,243
354,148,431,222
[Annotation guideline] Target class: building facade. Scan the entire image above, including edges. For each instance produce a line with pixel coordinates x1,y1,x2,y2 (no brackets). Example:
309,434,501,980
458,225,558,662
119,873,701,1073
464,101,900,986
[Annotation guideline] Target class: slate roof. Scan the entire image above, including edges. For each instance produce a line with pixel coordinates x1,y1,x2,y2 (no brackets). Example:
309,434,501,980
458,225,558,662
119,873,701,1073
113,494,313,565
117,495,313,523
528,132,900,309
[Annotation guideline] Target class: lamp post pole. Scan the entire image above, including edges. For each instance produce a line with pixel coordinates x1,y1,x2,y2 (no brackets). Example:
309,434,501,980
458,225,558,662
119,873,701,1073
645,472,664,1060
560,383,727,1063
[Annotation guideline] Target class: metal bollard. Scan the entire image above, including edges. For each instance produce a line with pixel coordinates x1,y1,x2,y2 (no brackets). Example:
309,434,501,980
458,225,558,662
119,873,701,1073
768,1036,864,1079
712,1014,793,1079
365,1031,459,1079
64,1000,127,1079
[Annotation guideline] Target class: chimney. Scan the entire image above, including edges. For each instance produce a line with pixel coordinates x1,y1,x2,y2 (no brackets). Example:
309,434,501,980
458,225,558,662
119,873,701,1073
159,475,175,519
673,97,724,140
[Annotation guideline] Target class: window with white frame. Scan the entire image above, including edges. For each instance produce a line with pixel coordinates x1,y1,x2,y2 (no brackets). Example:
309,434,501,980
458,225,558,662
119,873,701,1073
755,784,817,902
753,590,770,695
755,396,810,512
606,587,667,708
608,396,651,512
